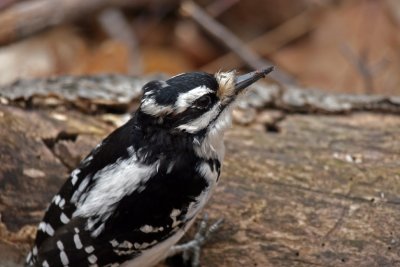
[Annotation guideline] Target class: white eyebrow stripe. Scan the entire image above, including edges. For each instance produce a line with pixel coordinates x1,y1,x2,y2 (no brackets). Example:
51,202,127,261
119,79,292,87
175,86,213,113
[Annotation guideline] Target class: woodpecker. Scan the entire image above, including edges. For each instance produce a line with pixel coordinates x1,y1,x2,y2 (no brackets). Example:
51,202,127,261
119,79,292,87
26,68,273,267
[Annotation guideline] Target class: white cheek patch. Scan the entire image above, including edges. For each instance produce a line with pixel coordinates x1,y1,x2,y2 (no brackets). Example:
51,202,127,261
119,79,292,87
177,104,220,133
175,86,213,114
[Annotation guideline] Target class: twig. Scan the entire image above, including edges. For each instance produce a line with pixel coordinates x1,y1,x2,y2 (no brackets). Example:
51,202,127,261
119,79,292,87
180,1,295,85
341,44,388,94
98,8,143,75
202,9,317,73
341,44,374,94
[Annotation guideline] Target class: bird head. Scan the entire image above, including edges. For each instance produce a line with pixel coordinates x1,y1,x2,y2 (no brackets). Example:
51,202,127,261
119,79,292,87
139,68,273,137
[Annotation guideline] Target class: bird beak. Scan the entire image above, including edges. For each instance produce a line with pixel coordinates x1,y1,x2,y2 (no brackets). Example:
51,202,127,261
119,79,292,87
234,67,274,94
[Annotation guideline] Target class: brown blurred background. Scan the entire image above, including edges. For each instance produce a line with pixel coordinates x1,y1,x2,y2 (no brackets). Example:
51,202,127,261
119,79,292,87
0,0,399,95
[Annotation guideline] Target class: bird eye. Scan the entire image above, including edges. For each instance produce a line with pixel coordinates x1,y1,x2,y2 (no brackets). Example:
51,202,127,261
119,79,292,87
195,95,212,109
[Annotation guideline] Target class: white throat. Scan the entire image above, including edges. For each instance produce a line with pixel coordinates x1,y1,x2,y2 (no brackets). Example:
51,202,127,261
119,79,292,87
193,105,233,161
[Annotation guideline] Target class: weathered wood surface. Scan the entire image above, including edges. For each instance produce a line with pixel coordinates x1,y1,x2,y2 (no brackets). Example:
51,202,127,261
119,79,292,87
1,75,400,115
0,76,400,267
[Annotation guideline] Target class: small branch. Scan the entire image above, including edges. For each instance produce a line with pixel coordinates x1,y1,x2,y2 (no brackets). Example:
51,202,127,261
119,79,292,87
202,9,317,73
340,44,389,94
341,44,374,94
180,1,263,69
180,1,295,85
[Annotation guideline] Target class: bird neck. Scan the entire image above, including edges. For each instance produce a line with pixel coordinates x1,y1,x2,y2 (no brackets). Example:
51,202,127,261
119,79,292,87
193,128,225,162
132,112,197,159
133,111,224,162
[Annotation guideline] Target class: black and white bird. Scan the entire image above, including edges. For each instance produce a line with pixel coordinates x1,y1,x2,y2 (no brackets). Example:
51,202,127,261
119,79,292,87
26,68,273,267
